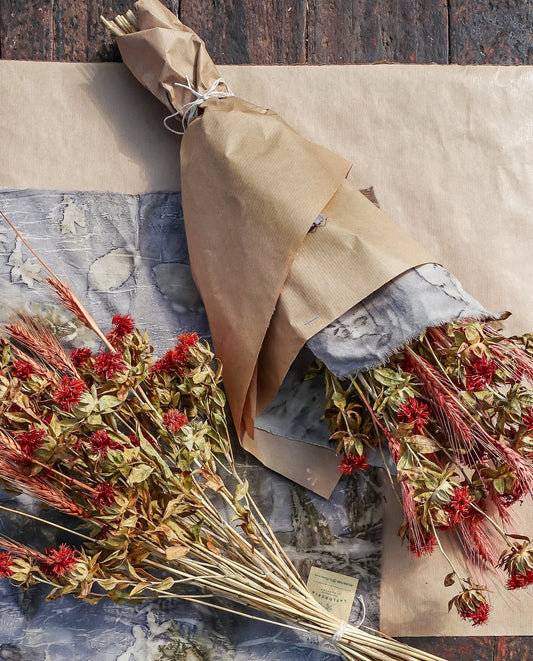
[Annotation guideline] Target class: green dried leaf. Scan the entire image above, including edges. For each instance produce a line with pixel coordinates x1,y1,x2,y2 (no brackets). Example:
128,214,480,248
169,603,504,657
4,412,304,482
332,391,346,411
127,464,154,485
373,367,404,387
493,478,506,495
96,395,123,413
234,480,249,502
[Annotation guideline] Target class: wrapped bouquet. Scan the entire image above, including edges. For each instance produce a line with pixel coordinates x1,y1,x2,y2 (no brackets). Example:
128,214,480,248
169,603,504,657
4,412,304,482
102,0,533,628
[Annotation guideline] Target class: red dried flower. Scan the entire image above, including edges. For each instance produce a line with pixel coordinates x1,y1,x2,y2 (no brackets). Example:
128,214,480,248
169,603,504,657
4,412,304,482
460,602,490,627
445,486,474,527
92,481,116,510
53,376,86,412
150,346,187,377
107,314,135,345
17,426,46,456
408,534,437,558
93,351,128,380
339,453,369,475
12,360,35,380
177,332,199,348
397,397,430,433
70,348,92,368
507,569,533,590
88,430,121,458
465,355,498,392
163,409,188,433
41,544,78,577
0,553,14,578
128,433,140,447
151,334,199,377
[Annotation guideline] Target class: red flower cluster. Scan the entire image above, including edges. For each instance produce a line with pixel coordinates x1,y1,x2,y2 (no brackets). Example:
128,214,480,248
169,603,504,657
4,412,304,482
459,602,490,627
408,534,437,558
88,430,122,458
92,481,116,510
465,355,498,392
178,332,200,348
107,314,135,345
70,347,92,368
445,486,474,527
93,351,128,380
507,569,533,590
0,553,14,578
163,409,188,433
151,332,200,377
397,397,430,433
12,360,36,380
53,376,86,412
17,426,46,456
41,544,78,577
339,452,369,475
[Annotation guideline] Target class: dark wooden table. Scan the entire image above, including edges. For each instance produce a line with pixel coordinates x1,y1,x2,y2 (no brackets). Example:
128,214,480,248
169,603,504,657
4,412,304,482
1,1,532,659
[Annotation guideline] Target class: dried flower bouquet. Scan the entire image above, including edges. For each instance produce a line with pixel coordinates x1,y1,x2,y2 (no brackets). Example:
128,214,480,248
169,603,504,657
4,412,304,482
323,318,533,626
0,217,447,661
100,1,533,631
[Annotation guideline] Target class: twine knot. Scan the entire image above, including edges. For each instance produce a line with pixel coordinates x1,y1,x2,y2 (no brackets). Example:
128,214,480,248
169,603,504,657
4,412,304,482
164,76,234,135
331,619,348,644
331,596,366,645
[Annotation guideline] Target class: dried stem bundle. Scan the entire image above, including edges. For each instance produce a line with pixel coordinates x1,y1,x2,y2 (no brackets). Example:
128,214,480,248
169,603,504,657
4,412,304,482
0,215,447,661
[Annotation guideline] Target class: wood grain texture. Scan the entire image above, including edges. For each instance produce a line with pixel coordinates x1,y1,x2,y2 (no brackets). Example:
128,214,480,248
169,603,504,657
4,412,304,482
0,0,53,59
306,0,449,64
180,0,307,64
399,636,494,660
0,0,179,61
449,1,533,64
495,637,533,660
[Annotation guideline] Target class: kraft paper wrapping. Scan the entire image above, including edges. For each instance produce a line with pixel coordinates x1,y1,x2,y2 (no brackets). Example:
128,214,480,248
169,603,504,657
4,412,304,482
116,0,433,497
2,58,533,636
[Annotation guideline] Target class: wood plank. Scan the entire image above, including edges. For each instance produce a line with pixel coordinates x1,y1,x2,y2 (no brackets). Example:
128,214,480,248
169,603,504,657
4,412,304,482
495,637,533,660
398,636,494,661
179,0,306,64
52,1,179,62
0,0,54,60
449,1,533,64
307,0,449,64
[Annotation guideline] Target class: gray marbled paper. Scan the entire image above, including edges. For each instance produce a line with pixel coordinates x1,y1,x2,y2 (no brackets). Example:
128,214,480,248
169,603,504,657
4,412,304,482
0,189,382,661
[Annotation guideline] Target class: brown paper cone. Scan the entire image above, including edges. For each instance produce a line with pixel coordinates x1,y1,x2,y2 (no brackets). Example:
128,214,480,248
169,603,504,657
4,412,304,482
117,0,434,497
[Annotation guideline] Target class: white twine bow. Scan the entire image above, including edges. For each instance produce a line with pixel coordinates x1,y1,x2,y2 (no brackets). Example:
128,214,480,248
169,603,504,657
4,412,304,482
163,76,234,135
331,596,366,644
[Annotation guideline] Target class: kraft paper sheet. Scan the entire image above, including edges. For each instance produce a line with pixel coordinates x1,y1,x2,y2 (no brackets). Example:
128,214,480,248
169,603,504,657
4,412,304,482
1,59,533,636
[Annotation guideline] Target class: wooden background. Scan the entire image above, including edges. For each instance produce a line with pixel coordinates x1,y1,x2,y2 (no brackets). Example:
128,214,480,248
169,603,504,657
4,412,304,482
1,1,533,659
2,0,533,64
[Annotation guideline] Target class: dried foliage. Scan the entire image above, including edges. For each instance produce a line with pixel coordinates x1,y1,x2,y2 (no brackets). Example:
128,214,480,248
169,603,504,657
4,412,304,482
0,227,448,661
323,318,533,625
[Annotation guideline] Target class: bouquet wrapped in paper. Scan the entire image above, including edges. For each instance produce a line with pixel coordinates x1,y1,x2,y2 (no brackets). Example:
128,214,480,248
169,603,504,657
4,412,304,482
104,0,533,626
107,0,433,495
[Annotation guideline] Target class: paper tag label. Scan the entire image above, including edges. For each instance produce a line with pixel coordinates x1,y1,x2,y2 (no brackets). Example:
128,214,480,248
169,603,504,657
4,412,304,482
306,566,358,621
